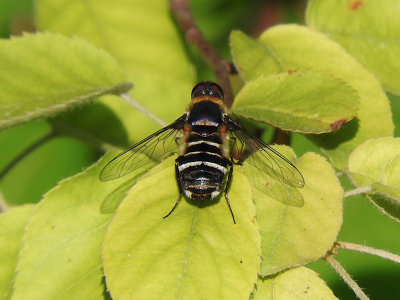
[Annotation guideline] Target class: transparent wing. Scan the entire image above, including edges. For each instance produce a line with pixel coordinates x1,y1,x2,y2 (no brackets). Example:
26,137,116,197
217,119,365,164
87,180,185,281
99,115,186,181
250,171,304,207
228,119,305,188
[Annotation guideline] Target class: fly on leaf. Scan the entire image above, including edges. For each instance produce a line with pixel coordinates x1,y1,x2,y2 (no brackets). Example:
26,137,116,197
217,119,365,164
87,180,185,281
100,81,305,223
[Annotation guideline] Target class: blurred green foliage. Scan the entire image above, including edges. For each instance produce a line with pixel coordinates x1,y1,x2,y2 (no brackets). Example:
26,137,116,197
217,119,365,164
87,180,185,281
0,0,33,37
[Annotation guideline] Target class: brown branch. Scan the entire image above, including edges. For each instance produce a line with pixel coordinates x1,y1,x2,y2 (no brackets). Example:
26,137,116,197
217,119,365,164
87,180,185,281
170,0,234,108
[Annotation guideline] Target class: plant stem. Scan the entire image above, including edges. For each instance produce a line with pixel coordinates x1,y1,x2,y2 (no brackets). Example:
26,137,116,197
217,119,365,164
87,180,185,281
170,0,234,108
344,186,373,198
0,131,56,181
336,171,345,178
324,254,369,300
336,241,400,264
0,191,9,213
51,121,120,152
120,93,167,127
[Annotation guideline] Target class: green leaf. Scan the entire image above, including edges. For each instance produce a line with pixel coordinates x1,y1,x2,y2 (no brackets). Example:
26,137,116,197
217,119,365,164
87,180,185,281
0,205,34,300
12,153,147,300
348,137,400,222
36,0,195,143
103,157,261,300
252,267,338,300
230,30,281,81
51,101,129,147
230,26,394,169
100,177,143,214
244,147,343,275
0,32,132,130
231,70,359,133
306,0,400,94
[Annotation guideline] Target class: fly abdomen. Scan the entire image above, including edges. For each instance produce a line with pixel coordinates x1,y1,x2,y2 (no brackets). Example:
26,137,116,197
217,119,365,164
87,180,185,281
177,161,227,200
186,134,223,154
177,132,228,200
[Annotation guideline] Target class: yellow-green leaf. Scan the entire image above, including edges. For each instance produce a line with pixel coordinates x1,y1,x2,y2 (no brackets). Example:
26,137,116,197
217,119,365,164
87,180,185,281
0,205,34,300
244,147,343,275
103,157,261,300
348,137,400,222
230,26,393,169
252,267,338,300
36,0,195,143
230,30,281,80
12,153,146,300
231,70,359,133
0,32,132,130
306,0,400,94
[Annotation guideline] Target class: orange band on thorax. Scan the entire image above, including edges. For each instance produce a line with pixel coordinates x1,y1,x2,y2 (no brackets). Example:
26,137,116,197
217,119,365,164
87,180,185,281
190,95,225,108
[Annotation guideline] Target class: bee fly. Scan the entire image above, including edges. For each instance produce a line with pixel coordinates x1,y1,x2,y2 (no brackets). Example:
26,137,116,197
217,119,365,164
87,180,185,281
100,81,305,223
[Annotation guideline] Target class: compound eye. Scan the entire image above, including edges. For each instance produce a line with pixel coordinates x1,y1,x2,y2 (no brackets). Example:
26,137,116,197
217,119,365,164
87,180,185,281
191,81,224,100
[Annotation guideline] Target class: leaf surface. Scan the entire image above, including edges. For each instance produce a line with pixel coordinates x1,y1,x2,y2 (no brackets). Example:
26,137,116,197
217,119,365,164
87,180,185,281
103,157,261,300
252,267,338,300
230,26,393,169
12,153,148,300
244,147,343,275
0,205,34,300
36,0,195,143
0,32,132,130
306,0,400,94
348,137,400,222
232,70,358,133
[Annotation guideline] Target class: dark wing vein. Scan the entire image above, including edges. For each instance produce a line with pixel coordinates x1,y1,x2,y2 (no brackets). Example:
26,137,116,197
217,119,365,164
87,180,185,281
100,115,185,181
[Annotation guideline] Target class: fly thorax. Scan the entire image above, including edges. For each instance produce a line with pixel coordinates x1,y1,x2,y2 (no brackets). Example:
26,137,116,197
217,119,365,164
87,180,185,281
188,102,223,124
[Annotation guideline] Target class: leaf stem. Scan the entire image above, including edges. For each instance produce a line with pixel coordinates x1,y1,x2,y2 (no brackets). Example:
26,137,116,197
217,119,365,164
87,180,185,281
120,92,167,127
336,241,400,264
170,0,234,107
344,186,372,198
324,254,369,300
0,191,9,213
51,121,118,152
0,131,56,181
335,171,345,178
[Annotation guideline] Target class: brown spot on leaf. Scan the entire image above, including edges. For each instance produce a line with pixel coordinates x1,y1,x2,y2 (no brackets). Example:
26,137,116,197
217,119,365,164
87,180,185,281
349,0,363,10
330,119,347,131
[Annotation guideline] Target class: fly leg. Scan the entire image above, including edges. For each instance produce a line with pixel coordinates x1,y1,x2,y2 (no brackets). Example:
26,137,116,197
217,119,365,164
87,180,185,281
163,193,182,219
164,161,183,219
229,136,244,165
224,162,236,224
